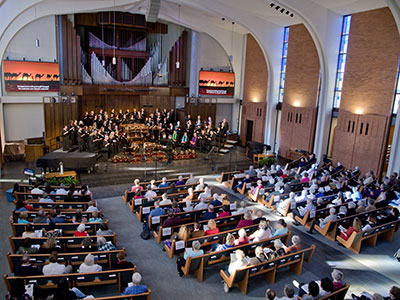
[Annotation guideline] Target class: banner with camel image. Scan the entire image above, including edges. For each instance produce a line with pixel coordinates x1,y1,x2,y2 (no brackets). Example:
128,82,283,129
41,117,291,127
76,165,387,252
3,60,60,92
198,71,234,97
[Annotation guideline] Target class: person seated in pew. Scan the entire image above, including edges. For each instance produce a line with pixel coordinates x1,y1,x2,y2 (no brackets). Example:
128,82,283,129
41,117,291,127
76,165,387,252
276,192,296,217
365,198,377,212
186,173,198,185
78,253,102,273
217,205,231,218
144,185,157,199
175,176,186,186
209,233,235,252
210,193,222,207
205,219,219,235
80,237,97,252
263,239,286,260
162,209,181,228
378,207,399,225
271,219,288,237
249,180,264,197
176,241,204,277
53,277,86,300
185,187,195,201
15,199,28,212
39,236,61,254
158,177,169,188
199,186,212,201
97,236,116,251
86,201,98,213
351,286,400,300
194,198,208,211
307,207,337,234
337,205,348,219
22,223,36,238
96,222,113,235
149,201,167,219
17,238,38,254
292,197,316,226
248,246,267,265
50,208,66,224
284,235,301,253
55,184,68,195
236,211,254,228
245,165,257,177
42,251,73,275
295,278,332,298
339,217,362,241
133,190,144,202
114,251,134,270
234,228,249,246
167,183,178,195
43,221,61,239
222,249,248,292
234,174,253,193
275,284,296,300
331,269,345,291
248,220,271,242
236,200,250,215
356,199,366,214
38,193,53,203
191,222,205,238
362,215,377,232
31,183,44,195
121,272,148,295
131,179,143,193
6,278,32,300
165,225,191,249
202,205,216,220
74,223,89,237
32,209,49,224
181,199,193,212
265,288,277,300
14,254,41,276
252,210,267,224
88,211,103,223
347,201,357,216
170,200,181,214
14,211,29,224
72,209,88,224
159,193,172,206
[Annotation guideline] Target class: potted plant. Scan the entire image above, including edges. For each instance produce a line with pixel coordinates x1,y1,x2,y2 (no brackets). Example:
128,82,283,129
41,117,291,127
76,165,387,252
259,156,276,168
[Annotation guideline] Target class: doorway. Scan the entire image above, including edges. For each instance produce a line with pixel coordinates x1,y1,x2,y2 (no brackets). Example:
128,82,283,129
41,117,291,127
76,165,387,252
246,120,253,142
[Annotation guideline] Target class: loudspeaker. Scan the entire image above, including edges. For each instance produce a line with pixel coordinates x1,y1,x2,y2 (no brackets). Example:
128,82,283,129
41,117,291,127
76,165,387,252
145,0,161,23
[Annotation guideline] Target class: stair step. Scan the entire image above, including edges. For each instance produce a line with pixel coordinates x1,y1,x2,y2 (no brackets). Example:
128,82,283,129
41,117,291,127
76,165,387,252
226,140,238,144
219,149,230,154
224,144,234,149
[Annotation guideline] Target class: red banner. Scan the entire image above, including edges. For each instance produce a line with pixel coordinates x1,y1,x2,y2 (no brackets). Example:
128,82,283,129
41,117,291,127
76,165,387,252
198,71,234,96
3,60,60,92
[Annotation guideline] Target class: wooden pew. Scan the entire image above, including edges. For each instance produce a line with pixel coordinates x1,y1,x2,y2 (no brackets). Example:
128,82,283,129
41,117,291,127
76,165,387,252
216,171,240,183
122,182,197,204
15,192,92,202
299,284,349,300
314,207,389,241
7,249,125,273
9,233,117,253
12,210,103,223
336,218,400,254
220,244,316,294
164,224,259,258
180,232,291,282
20,201,91,210
92,291,151,300
3,268,136,293
11,220,107,237
127,189,204,213
153,211,242,244
147,204,224,231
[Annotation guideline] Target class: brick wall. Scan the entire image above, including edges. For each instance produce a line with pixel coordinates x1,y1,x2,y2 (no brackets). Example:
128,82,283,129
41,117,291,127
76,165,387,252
240,34,268,145
278,24,320,158
332,7,400,175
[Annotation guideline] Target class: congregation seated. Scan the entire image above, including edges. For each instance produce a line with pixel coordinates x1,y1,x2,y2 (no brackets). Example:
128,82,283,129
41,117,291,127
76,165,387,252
16,238,38,254
80,237,97,252
205,219,219,235
14,254,41,276
233,228,249,246
97,236,117,251
209,233,235,252
236,211,254,228
191,222,205,238
39,236,61,254
22,224,36,238
42,251,73,275
176,241,204,277
351,286,400,300
74,223,89,237
97,222,114,235
162,209,181,227
78,253,102,273
114,251,135,270
121,272,148,296
271,219,289,237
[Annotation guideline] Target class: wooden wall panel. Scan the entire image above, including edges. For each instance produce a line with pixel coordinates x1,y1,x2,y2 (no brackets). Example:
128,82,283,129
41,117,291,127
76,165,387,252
278,103,295,157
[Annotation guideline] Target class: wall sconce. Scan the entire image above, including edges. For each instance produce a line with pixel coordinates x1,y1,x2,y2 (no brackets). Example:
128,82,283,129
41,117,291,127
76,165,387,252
35,38,40,47
293,100,300,107
355,108,363,115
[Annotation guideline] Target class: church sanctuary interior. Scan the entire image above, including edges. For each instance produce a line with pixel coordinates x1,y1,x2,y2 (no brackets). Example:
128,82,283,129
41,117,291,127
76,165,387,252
1,0,400,299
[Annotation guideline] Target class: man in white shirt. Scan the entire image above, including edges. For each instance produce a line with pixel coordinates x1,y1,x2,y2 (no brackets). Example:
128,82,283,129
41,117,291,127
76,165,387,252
159,193,172,205
185,173,198,185
194,198,208,210
183,199,194,212
198,186,211,201
292,198,316,226
144,186,157,199
195,178,205,191
307,207,337,234
30,184,44,195
39,193,53,203
86,200,99,212
56,184,68,195
42,252,72,275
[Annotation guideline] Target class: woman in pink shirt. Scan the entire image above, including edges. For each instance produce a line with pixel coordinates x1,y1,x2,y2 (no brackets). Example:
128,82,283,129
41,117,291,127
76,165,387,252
131,179,143,192
234,228,250,246
301,174,310,183
217,205,231,218
236,212,254,228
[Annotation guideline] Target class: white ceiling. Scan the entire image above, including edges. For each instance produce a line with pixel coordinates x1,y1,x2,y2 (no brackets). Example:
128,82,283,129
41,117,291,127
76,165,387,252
308,0,387,15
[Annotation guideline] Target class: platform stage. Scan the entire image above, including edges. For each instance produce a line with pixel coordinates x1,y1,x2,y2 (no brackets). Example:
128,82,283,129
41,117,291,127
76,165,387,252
36,151,98,171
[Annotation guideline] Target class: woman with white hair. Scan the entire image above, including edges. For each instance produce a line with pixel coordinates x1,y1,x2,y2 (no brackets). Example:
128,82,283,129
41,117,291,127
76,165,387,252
266,239,286,260
78,254,102,273
122,272,148,295
236,211,254,229
74,223,88,237
195,178,205,191
249,220,271,242
331,269,344,290
285,235,301,253
248,246,266,265
175,176,186,186
176,240,204,277
277,192,296,216
234,228,250,246
307,207,337,234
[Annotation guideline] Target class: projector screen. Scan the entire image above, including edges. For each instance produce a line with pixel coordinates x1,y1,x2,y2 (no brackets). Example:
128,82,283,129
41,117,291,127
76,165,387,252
198,71,234,97
3,60,60,92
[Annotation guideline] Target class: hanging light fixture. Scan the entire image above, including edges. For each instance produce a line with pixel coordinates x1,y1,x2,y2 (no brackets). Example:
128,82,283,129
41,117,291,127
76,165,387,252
112,0,117,65
229,21,235,63
175,4,181,69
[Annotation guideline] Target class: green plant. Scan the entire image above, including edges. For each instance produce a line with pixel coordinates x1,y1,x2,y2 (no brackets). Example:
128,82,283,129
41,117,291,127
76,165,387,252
46,176,79,186
259,157,276,167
